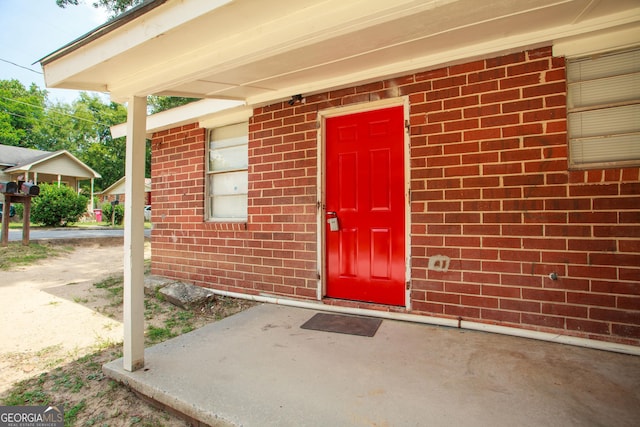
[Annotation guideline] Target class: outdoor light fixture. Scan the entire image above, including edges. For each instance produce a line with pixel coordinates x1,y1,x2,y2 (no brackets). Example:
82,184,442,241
288,94,304,105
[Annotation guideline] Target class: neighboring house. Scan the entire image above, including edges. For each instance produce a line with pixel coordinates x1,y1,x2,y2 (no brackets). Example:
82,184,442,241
40,0,640,370
99,176,152,206
0,144,101,209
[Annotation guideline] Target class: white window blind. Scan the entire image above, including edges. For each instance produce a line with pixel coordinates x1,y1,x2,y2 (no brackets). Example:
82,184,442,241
567,48,640,168
207,122,248,220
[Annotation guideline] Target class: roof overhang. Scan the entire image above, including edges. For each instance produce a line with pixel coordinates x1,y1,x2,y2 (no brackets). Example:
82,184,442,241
40,0,640,108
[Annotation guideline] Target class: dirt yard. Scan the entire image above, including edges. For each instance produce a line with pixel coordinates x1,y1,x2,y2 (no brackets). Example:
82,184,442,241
0,240,253,426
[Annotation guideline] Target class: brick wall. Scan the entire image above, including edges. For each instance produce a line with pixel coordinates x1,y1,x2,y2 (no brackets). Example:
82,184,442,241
151,46,640,346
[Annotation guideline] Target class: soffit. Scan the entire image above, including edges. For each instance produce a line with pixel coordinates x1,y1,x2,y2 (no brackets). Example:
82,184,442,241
41,0,640,105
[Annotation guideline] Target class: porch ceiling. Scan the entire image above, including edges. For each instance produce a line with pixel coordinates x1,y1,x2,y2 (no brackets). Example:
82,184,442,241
40,0,640,105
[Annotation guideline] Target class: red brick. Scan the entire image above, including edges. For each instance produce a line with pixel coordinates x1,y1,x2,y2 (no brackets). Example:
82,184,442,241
462,295,499,308
567,319,610,335
500,299,541,313
481,308,521,323
589,253,640,267
481,89,520,104
462,81,499,95
617,296,640,310
445,305,481,318
542,303,588,318
590,308,640,324
522,82,566,98
612,324,640,339
522,313,565,329
450,60,485,75
486,52,526,68
468,68,506,83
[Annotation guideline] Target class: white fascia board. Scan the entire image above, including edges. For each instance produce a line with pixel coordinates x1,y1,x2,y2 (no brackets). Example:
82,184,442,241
43,0,232,89
110,98,246,138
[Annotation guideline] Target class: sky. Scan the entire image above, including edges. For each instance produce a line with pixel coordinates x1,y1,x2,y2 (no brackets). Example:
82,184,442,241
0,0,110,103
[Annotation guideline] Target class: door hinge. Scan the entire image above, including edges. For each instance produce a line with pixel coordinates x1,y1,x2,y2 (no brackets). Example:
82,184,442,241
404,119,410,134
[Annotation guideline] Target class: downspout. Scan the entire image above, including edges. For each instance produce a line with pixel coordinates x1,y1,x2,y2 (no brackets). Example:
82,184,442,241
205,289,640,357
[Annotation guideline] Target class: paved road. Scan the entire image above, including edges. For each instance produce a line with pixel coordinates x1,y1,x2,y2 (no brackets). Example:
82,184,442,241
7,227,151,242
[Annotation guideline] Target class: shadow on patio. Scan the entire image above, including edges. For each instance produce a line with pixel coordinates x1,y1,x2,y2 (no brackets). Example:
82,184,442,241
104,304,640,427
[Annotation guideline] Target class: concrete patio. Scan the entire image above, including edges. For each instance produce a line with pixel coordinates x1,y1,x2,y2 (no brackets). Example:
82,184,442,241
104,303,640,427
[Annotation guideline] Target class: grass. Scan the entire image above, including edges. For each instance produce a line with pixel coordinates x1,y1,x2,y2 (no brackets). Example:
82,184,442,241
1,275,254,426
0,242,71,270
0,239,254,425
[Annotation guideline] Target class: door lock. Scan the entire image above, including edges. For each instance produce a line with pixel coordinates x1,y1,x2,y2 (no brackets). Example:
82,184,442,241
326,211,340,232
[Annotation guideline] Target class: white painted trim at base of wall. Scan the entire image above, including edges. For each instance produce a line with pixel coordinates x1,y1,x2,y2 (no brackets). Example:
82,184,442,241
205,288,640,357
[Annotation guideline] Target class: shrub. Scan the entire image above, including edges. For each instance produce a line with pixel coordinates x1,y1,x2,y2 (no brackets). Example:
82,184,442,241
30,183,88,227
101,202,124,225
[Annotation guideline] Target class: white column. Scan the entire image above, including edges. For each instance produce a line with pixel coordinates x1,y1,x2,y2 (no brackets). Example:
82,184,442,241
123,96,147,372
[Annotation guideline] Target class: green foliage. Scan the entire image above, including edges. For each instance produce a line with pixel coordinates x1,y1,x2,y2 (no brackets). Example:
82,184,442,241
30,183,88,227
101,201,124,225
0,79,132,192
57,0,142,17
148,96,199,114
0,79,47,147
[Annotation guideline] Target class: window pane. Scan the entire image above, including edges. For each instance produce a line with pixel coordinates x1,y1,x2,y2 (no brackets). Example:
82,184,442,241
209,143,248,171
568,72,640,109
209,122,248,171
569,104,640,139
210,194,248,219
209,171,248,219
209,171,248,196
567,49,640,82
570,133,640,165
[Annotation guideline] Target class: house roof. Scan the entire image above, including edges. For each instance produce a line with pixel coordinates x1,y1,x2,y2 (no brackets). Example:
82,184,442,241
39,0,640,108
100,176,151,195
0,144,51,168
0,144,101,179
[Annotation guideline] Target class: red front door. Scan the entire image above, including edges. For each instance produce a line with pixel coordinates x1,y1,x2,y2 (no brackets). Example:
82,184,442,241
325,106,405,306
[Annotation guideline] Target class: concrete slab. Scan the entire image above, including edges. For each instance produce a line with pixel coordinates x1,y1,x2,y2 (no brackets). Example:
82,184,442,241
104,304,640,427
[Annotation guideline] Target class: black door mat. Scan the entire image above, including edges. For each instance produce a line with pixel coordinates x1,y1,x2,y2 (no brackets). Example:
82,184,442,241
300,313,383,337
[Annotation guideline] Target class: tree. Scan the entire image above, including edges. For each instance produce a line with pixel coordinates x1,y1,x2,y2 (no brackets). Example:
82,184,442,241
56,0,141,17
0,80,47,147
147,96,199,114
30,183,89,227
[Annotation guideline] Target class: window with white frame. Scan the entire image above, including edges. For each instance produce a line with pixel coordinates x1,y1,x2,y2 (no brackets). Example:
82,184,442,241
206,122,248,221
567,48,640,169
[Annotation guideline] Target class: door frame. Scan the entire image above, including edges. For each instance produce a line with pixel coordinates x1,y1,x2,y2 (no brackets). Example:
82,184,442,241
316,97,411,309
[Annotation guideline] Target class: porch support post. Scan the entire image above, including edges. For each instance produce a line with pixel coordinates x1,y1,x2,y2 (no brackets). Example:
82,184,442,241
123,96,147,372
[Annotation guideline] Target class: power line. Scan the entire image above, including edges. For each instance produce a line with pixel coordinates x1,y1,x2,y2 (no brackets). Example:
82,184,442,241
0,96,112,127
0,58,43,75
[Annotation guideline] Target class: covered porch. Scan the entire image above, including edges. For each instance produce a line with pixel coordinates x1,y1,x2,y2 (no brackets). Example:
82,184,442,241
39,0,640,373
104,303,640,426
